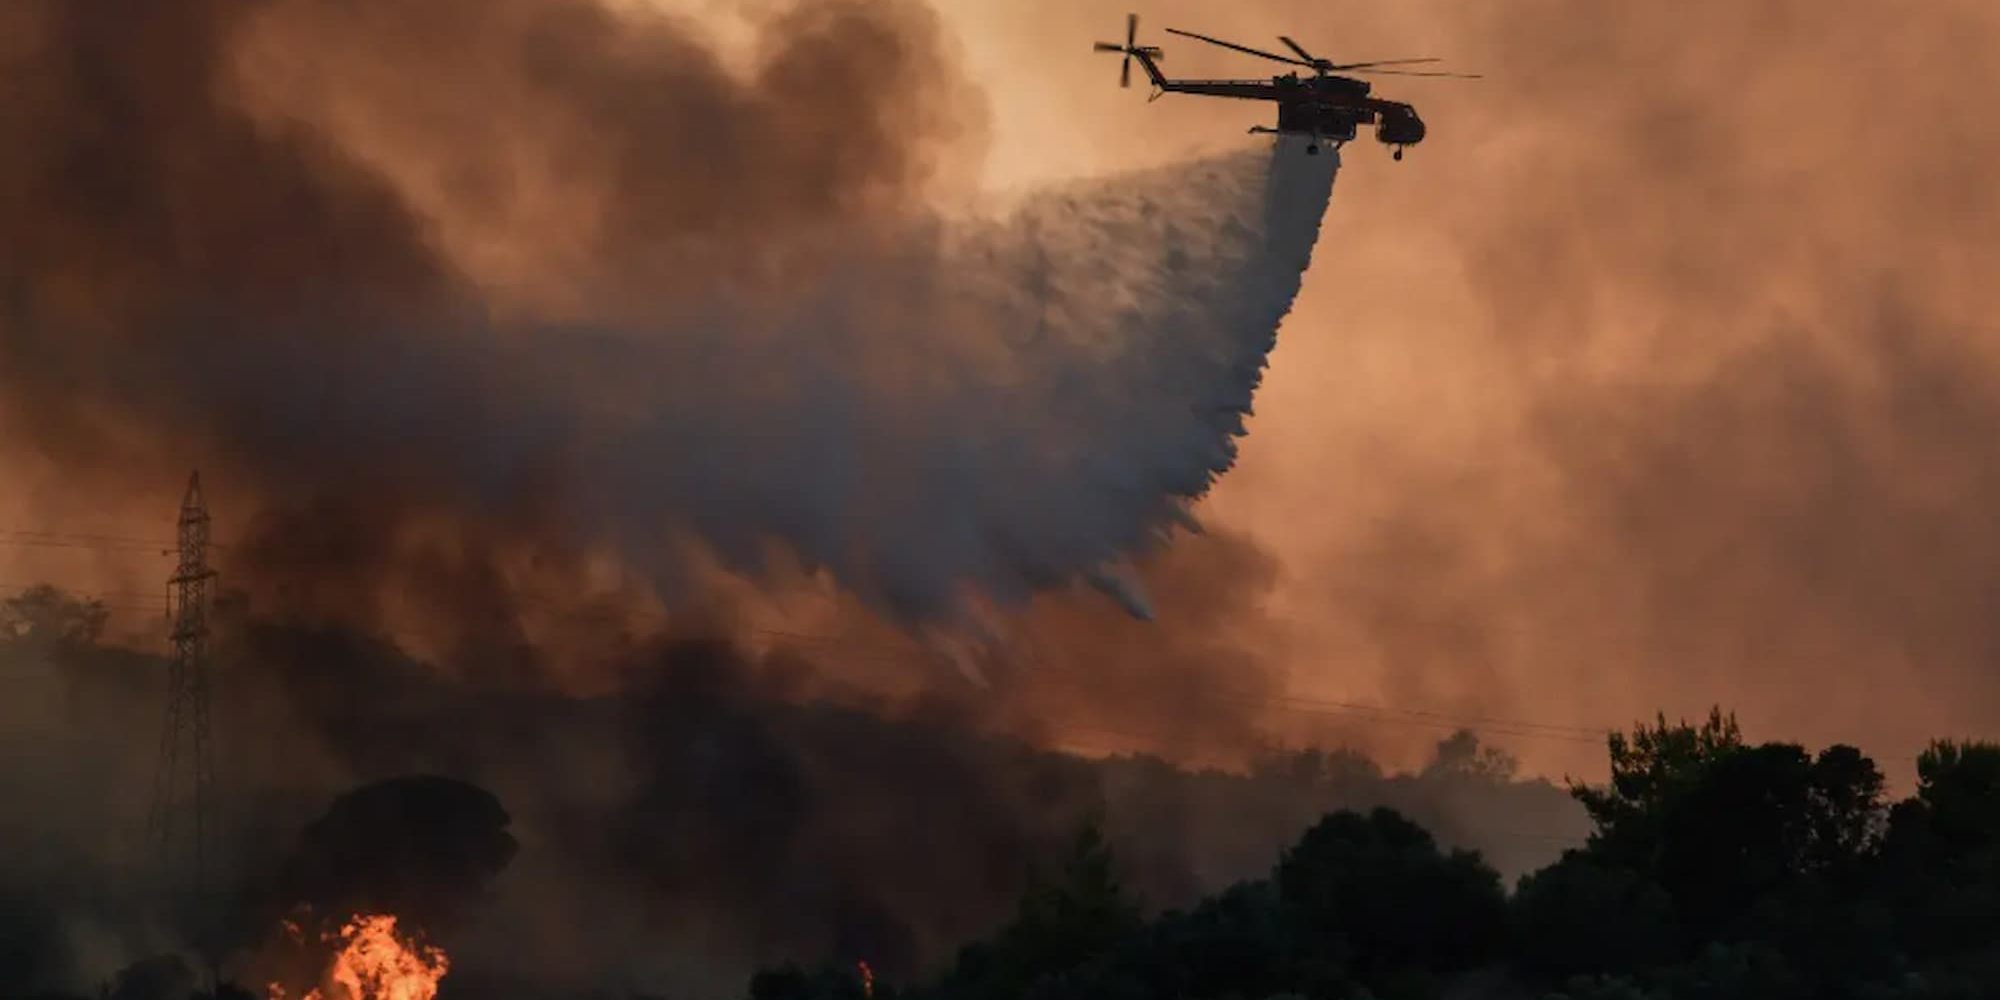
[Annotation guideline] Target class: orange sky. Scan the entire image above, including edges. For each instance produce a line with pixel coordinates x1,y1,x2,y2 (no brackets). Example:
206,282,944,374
923,0,2000,778
8,0,2000,784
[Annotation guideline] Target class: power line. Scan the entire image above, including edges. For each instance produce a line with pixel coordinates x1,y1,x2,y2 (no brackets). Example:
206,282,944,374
1238,689,1609,738
0,517,1977,707
0,582,169,617
0,527,232,554
0,559,1946,760
0,528,177,546
14,563,1946,848
0,534,171,554
0,570,1597,853
0,575,1920,756
0,581,169,601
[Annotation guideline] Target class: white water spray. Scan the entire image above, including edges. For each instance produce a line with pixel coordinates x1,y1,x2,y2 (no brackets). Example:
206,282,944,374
557,137,1340,625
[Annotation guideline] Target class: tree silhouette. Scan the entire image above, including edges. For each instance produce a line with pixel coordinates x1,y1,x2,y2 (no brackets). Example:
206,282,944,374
749,715,2000,1000
1878,740,2000,963
0,585,107,650
1422,728,1520,783
1910,740,2000,856
1275,807,1506,978
928,822,1142,1000
1654,742,1885,934
1571,708,1743,869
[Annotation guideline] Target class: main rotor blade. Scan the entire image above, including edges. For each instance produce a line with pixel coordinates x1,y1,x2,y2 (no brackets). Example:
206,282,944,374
1164,27,1311,68
1349,67,1483,78
1277,35,1319,64
1328,57,1443,70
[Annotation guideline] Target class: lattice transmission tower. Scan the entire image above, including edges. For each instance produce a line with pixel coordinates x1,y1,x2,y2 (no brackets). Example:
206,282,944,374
148,471,219,912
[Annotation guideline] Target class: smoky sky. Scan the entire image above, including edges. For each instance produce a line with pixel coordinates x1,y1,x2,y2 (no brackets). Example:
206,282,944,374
0,3,1385,993
0,0,1337,659
12,0,1997,786
1346,0,2000,769
3,0,1990,896
950,0,2000,775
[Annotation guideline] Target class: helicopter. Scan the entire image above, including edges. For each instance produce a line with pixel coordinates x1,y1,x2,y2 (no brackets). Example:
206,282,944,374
1093,13,1479,160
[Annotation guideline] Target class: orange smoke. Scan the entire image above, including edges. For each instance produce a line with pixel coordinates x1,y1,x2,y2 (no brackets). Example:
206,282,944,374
269,914,449,1000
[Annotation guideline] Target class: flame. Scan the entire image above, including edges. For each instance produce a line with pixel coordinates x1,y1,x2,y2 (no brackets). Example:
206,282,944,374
857,959,874,999
267,914,449,1000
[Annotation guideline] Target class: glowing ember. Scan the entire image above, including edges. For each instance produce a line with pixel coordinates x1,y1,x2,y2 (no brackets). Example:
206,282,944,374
268,914,449,1000
857,959,874,999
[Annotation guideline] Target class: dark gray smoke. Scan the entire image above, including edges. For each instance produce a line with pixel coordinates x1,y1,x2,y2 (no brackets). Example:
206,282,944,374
0,1,1392,995
0,0,1335,639
274,774,518,931
0,603,1583,997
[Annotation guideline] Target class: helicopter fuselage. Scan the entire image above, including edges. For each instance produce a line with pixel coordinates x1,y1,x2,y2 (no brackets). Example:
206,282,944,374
1269,75,1425,149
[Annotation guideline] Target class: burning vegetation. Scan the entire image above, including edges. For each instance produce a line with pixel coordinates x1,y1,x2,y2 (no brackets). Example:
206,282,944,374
266,913,448,1000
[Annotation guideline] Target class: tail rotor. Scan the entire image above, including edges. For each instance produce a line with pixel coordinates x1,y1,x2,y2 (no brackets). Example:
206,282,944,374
1093,12,1162,88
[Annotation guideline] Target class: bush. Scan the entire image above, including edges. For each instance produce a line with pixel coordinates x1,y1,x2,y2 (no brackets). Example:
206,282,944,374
1540,975,1658,1000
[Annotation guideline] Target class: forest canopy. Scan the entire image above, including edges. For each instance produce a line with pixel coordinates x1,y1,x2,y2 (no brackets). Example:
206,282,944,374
757,711,2000,1000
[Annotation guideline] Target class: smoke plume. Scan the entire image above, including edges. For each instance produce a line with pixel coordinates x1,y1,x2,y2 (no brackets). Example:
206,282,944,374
0,0,1335,644
0,611,1585,997
0,1,1382,994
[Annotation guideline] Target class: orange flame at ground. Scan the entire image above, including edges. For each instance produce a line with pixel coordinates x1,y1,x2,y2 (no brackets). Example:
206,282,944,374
267,914,449,1000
